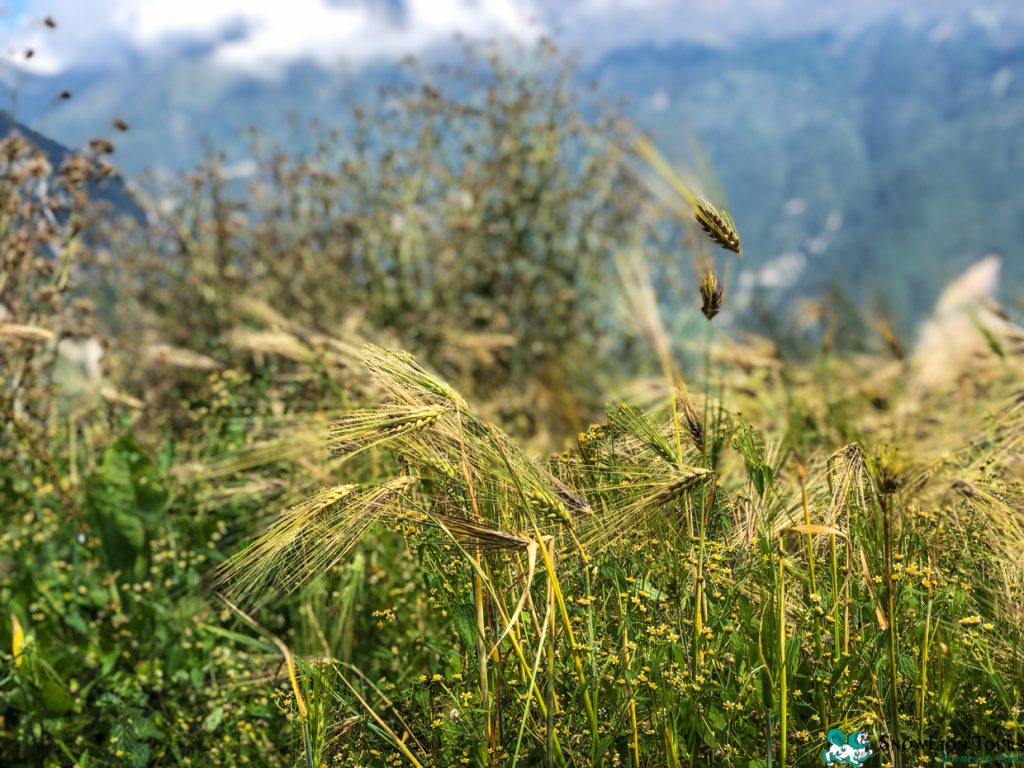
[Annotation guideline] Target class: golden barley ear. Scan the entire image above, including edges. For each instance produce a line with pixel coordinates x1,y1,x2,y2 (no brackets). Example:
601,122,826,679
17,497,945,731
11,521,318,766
695,199,741,253
700,269,724,321
874,316,905,360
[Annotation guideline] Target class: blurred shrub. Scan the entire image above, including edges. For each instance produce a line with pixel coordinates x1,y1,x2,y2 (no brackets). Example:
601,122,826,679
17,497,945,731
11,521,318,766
108,42,676,439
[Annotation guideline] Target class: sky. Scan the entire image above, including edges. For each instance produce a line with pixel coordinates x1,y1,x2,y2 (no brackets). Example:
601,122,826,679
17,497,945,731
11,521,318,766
0,0,1017,77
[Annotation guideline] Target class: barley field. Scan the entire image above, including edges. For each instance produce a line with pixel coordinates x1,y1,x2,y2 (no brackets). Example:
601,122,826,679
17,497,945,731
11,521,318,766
2,31,1023,768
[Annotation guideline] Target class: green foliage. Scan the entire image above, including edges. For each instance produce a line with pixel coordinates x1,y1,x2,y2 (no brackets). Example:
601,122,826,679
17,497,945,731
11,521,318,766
103,43,677,440
85,437,169,580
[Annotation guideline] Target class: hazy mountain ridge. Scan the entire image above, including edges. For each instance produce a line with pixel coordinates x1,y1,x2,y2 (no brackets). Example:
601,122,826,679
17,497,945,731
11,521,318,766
599,18,1024,325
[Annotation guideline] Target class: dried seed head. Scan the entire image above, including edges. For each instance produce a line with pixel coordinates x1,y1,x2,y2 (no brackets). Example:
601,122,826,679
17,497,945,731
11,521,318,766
875,317,904,360
695,198,741,253
95,161,117,181
430,514,531,550
58,155,94,187
684,405,704,451
88,138,115,155
669,385,704,451
1,135,30,161
700,269,724,321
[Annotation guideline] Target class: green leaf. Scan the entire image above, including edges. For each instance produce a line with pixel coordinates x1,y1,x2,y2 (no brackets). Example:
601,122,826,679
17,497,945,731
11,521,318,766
100,651,120,676
636,578,667,602
195,623,275,653
63,609,89,636
452,604,477,649
989,672,1008,703
413,688,429,713
40,675,74,715
202,706,224,733
696,710,722,750
114,508,145,551
786,637,802,678
750,465,774,496
971,315,1005,359
116,436,169,520
597,735,616,759
898,653,916,680
751,466,767,496
84,436,168,579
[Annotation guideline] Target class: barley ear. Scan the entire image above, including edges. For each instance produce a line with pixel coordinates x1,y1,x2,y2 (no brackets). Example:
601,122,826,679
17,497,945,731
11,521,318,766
695,198,741,253
700,269,724,320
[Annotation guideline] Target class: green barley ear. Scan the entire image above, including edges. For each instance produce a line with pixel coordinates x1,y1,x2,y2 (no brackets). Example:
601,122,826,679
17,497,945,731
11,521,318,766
215,478,416,603
524,487,574,527
214,483,357,601
580,465,712,549
329,405,448,459
700,268,724,320
608,402,679,466
695,198,741,254
361,344,468,409
649,466,714,506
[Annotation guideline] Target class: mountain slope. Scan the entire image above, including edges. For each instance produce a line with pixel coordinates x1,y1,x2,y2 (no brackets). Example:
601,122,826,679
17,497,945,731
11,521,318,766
8,14,1024,325
595,19,1024,326
0,111,142,221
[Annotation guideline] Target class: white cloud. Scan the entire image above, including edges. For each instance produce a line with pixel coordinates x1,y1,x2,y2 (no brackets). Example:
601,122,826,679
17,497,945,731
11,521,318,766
211,0,541,72
3,0,1019,76
3,0,545,75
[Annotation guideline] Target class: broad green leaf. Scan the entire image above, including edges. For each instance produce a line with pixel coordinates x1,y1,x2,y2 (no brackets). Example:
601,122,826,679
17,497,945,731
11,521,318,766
202,705,224,733
40,675,74,715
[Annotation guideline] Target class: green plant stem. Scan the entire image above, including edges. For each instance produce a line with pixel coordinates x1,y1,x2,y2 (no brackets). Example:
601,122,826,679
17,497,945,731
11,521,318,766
831,534,841,662
546,539,556,767
880,493,902,768
918,582,932,755
778,540,788,768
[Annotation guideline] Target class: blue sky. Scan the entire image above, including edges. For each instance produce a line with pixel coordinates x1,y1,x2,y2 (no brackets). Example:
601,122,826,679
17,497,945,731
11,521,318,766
1,0,28,16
